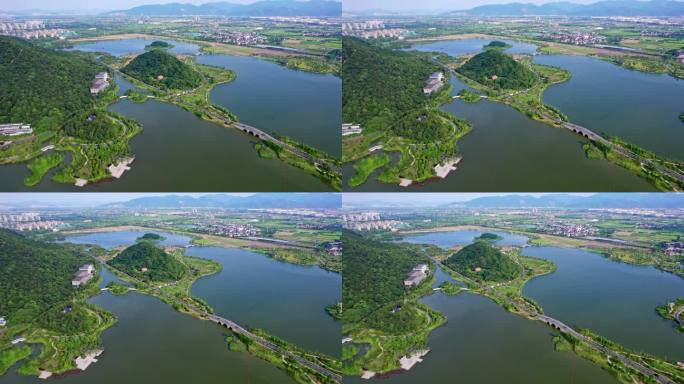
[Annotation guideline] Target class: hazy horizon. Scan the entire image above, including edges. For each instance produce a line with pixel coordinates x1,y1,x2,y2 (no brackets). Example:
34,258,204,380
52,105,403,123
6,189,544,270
0,193,255,207
0,0,274,12
343,0,646,12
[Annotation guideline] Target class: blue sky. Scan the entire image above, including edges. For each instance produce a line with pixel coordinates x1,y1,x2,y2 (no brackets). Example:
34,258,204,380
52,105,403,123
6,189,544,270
344,0,595,12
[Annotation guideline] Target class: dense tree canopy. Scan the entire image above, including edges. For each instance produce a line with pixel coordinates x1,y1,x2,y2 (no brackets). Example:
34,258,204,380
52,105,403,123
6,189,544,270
457,49,536,90
0,36,115,134
0,229,92,324
122,49,202,90
342,37,442,131
342,230,429,325
108,241,186,282
444,240,520,282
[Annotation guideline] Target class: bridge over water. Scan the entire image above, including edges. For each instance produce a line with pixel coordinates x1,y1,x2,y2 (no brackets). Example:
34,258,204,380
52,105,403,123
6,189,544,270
208,314,342,383
537,315,677,384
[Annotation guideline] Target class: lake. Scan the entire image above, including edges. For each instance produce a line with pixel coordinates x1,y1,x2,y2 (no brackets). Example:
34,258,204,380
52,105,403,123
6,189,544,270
189,246,341,357
523,246,684,362
535,54,684,160
197,55,341,157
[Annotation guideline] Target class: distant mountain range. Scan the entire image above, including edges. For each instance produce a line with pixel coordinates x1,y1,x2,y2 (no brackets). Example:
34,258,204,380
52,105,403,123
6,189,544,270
111,0,341,16
110,193,341,209
454,0,684,17
459,193,684,208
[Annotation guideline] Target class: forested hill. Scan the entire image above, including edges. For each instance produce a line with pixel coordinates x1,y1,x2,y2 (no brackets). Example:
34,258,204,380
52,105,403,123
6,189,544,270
122,49,202,90
0,229,92,323
0,36,108,130
444,240,520,282
342,37,442,131
108,241,186,282
457,49,536,91
342,230,429,324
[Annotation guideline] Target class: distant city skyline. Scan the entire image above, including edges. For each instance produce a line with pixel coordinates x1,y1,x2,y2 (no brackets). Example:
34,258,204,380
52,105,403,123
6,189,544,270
344,0,607,12
0,0,259,12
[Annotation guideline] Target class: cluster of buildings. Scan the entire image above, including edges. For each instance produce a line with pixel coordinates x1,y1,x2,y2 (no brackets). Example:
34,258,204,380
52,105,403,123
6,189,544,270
342,20,410,39
344,220,403,232
71,264,95,287
197,223,260,238
342,212,381,222
0,20,68,39
342,20,385,32
404,264,429,287
537,222,599,238
204,31,267,46
542,31,606,46
324,241,342,257
662,241,684,257
90,72,110,95
0,123,32,137
0,213,63,231
342,123,363,136
423,72,445,95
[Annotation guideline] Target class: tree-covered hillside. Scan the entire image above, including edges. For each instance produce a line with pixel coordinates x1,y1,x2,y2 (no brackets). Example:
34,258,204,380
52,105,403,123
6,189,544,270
0,36,112,131
342,37,442,131
122,49,202,90
342,230,429,324
444,239,520,282
108,241,186,282
457,49,536,90
0,229,92,323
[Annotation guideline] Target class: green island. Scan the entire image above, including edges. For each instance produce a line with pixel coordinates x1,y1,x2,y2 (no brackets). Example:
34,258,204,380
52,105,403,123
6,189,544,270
656,298,684,333
0,36,141,187
342,37,472,187
484,40,512,50
145,40,173,50
443,239,521,282
0,229,115,377
341,230,445,376
456,88,482,103
136,232,165,242
122,49,203,90
679,113,684,123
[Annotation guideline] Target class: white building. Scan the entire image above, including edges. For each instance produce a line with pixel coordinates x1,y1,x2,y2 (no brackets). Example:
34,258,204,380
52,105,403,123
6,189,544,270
0,316,6,327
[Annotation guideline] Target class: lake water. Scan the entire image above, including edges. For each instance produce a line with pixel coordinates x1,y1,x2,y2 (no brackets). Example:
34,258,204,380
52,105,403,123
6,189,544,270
410,38,538,56
64,229,192,249
68,37,200,57
189,246,341,357
523,246,684,362
535,54,684,160
402,229,530,248
197,55,341,157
